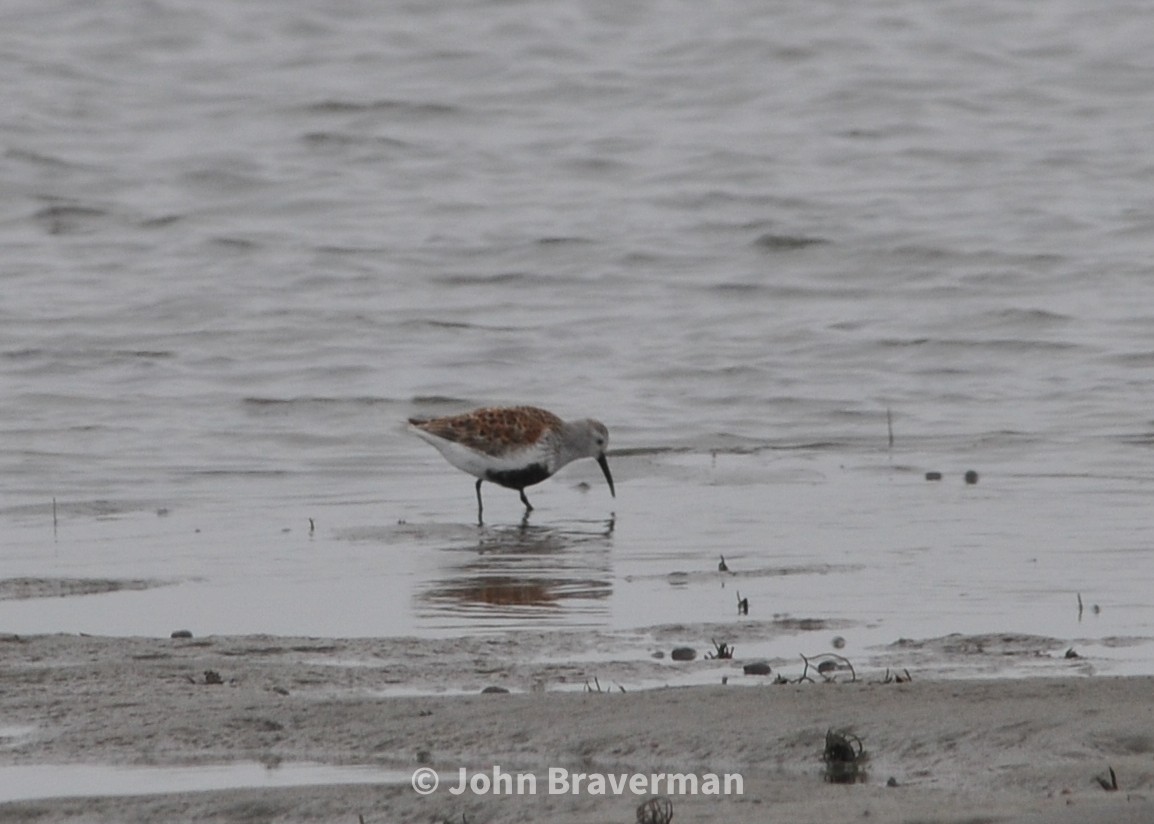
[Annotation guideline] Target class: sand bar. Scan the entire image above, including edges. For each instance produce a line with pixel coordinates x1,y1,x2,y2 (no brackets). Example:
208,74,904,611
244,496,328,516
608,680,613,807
0,633,1152,822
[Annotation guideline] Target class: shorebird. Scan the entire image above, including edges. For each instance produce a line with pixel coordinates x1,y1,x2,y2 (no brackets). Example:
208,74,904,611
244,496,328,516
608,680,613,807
408,405,615,523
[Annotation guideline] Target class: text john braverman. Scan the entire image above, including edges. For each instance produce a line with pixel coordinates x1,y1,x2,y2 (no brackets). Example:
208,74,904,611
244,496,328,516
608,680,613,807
448,766,743,796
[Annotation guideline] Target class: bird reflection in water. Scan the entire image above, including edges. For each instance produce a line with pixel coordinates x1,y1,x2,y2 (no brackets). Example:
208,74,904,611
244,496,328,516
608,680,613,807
419,516,614,622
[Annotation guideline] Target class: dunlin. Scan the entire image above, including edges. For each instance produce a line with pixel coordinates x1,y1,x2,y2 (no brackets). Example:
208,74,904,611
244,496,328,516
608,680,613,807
408,406,615,523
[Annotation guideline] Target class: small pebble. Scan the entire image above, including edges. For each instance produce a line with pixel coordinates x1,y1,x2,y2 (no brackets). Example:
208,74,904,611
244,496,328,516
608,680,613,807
925,471,942,481
964,470,979,484
671,647,696,661
743,662,772,676
831,636,846,650
171,629,193,639
481,686,510,694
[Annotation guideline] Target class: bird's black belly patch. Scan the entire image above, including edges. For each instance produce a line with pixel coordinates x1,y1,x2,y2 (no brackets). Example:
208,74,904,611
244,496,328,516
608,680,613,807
486,463,551,489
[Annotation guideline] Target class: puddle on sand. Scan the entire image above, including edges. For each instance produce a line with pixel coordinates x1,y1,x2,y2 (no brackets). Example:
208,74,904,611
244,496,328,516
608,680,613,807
0,761,408,804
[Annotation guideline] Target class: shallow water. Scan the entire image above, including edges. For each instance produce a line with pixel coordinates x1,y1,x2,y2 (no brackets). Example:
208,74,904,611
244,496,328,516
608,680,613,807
3,0,1154,677
0,762,404,803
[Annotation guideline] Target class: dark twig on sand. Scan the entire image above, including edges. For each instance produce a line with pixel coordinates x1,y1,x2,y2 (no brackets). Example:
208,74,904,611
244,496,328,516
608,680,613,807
800,653,856,683
769,653,912,686
706,639,734,659
184,669,225,685
636,795,674,824
736,592,748,615
880,668,913,684
823,728,868,784
1095,766,1119,791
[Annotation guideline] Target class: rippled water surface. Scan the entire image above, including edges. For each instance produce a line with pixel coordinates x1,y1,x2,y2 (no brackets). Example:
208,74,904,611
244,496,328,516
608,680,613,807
3,0,1154,676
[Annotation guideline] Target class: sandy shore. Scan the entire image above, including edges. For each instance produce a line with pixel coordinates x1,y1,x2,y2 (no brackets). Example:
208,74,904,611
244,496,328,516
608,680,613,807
0,632,1151,823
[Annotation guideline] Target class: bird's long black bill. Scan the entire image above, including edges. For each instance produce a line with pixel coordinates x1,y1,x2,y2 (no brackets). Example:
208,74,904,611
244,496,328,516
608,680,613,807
597,454,616,498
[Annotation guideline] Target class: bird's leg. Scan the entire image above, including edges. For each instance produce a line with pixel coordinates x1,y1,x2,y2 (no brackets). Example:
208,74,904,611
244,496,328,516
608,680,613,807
475,479,484,525
519,488,534,512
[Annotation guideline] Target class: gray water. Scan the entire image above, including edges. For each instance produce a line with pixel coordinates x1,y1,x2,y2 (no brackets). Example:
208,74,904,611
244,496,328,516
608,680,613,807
3,0,1154,676
0,760,403,803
